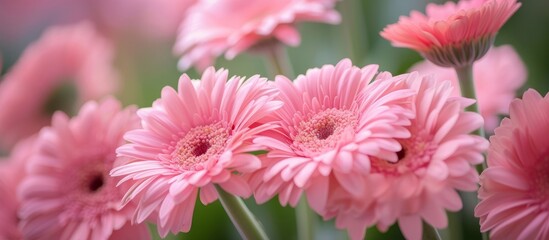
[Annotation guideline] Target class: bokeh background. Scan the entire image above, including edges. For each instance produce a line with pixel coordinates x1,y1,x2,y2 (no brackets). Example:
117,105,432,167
0,0,546,239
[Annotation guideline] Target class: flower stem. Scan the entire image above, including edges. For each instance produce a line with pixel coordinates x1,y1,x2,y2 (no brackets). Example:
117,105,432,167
215,185,270,240
455,65,490,240
454,65,487,171
296,196,315,240
263,43,314,240
482,231,489,240
263,41,316,240
340,0,367,63
446,212,463,240
263,43,294,78
422,222,442,240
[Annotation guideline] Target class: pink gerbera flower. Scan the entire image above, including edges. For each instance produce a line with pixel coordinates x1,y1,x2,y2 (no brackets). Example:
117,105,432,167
381,0,521,67
323,73,488,240
0,22,118,151
110,68,282,237
251,59,415,215
0,138,36,239
17,98,149,240
174,0,340,71
410,45,527,132
475,89,549,240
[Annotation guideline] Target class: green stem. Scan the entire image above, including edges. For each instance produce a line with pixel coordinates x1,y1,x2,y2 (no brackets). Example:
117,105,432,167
422,222,442,240
265,45,314,240
215,185,270,240
455,65,490,240
446,212,463,240
454,65,487,171
296,197,315,240
263,43,294,78
339,0,366,63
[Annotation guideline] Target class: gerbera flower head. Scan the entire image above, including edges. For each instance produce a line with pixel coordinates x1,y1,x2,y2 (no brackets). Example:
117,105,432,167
17,98,149,240
251,59,416,215
0,137,36,239
0,21,119,150
410,45,527,132
110,67,282,237
174,0,340,71
323,72,488,240
381,0,521,68
475,89,549,240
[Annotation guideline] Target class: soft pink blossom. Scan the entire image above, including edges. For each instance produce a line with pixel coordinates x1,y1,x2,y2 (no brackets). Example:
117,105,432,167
250,59,416,216
410,45,527,132
475,89,549,240
381,0,521,67
0,0,196,45
17,98,149,240
0,0,89,44
174,0,340,71
324,73,488,240
91,0,197,39
0,138,36,240
110,68,282,237
0,22,118,150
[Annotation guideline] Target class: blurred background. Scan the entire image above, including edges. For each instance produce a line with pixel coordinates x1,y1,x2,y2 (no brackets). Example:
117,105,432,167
0,0,546,239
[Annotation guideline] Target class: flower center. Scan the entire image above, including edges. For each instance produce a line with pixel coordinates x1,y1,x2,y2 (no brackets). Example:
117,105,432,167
293,108,358,153
60,162,120,224
87,173,105,192
44,81,78,116
77,167,107,195
316,121,335,140
172,122,230,171
192,141,211,156
371,129,435,175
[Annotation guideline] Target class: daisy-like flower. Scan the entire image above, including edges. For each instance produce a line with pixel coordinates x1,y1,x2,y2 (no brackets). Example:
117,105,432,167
323,73,488,240
250,59,416,216
0,22,118,151
475,89,549,240
174,0,340,71
17,98,149,240
110,67,282,237
0,138,36,239
410,45,527,132
381,0,521,67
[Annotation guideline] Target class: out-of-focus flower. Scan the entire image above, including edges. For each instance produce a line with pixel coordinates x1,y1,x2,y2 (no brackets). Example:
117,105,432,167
251,59,415,217
0,0,196,46
410,45,527,132
17,98,149,240
91,0,198,39
0,0,88,44
381,0,521,67
0,22,118,150
476,89,549,240
111,68,282,237
174,0,341,71
324,73,488,240
0,138,36,240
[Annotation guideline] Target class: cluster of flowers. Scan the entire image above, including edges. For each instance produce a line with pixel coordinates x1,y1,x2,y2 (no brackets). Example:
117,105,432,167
1,0,547,240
